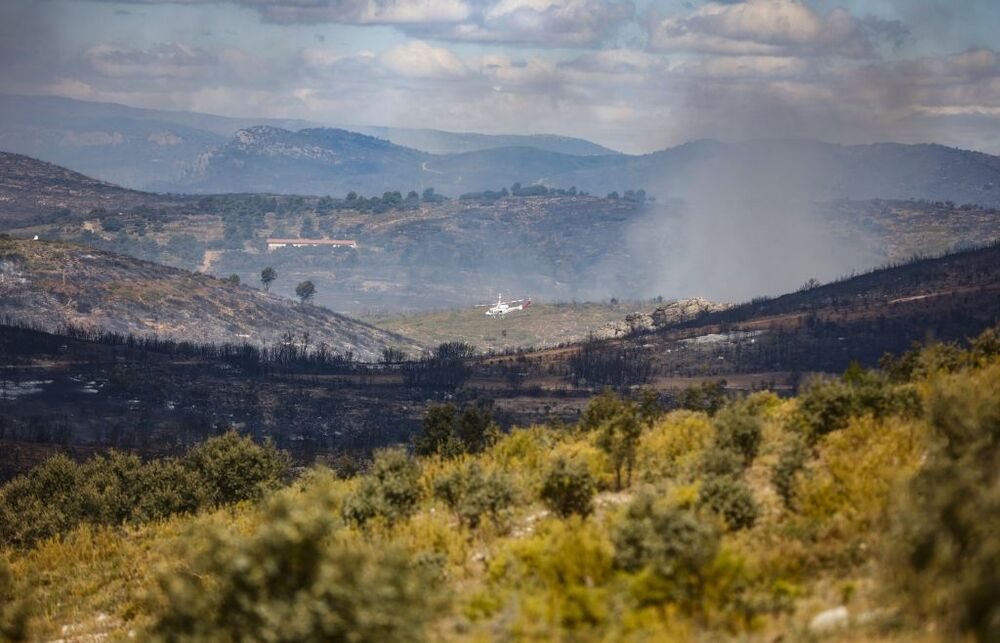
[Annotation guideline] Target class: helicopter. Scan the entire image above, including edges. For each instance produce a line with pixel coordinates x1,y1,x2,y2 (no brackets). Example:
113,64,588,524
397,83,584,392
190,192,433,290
479,293,532,318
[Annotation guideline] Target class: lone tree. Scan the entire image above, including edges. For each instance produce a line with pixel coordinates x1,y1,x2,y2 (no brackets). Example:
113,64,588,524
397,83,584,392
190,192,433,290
295,280,316,303
260,267,276,292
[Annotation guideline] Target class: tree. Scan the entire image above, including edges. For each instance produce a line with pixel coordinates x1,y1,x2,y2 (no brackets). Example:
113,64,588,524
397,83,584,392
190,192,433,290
595,402,643,490
540,457,595,518
414,403,460,457
295,280,316,303
223,274,240,287
260,267,277,292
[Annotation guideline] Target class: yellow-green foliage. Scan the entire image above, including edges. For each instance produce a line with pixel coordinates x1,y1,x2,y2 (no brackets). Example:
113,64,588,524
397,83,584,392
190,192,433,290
796,414,926,542
4,327,1000,642
635,410,714,483
486,517,614,635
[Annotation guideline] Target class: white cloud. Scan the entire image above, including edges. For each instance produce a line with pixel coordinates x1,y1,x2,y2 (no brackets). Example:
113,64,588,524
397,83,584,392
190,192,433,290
380,40,468,79
649,0,903,58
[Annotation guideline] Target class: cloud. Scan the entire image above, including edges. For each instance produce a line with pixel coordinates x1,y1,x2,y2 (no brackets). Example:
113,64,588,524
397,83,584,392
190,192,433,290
419,0,635,47
648,0,907,58
380,40,468,79
83,0,633,48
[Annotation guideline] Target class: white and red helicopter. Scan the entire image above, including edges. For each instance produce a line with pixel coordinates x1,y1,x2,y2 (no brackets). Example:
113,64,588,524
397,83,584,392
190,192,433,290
479,293,531,318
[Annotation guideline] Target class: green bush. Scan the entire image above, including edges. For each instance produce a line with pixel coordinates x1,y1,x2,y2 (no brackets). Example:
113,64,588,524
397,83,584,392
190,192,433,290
698,446,744,478
182,431,290,507
415,403,500,458
795,370,921,442
148,489,442,642
594,403,643,490
771,436,809,509
712,400,764,467
889,370,1000,641
0,433,289,548
433,462,514,529
540,458,596,518
612,494,719,608
697,476,759,531
343,448,422,526
578,388,624,432
675,381,727,415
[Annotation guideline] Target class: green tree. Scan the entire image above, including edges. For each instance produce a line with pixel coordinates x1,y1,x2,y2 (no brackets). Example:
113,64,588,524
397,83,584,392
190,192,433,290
295,280,316,303
433,462,513,529
223,274,240,287
182,431,290,507
612,494,719,609
414,403,460,457
260,266,277,292
540,457,595,518
456,404,500,455
698,476,759,531
595,403,643,490
712,399,764,468
343,448,422,526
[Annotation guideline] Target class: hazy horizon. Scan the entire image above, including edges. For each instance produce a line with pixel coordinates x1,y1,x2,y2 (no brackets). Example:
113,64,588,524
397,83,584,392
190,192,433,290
1,1,998,155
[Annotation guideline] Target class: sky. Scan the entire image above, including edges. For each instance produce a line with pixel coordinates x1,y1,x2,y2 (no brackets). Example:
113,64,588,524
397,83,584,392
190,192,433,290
0,0,998,153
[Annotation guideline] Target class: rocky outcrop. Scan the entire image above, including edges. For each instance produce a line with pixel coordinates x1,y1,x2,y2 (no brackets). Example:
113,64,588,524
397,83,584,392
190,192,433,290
595,298,730,339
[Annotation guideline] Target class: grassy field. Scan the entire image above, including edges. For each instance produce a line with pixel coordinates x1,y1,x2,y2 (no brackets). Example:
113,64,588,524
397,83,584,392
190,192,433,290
364,299,663,352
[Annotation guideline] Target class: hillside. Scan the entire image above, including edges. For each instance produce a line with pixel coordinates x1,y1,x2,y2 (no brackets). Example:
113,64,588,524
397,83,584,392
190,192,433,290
0,237,419,360
0,95,617,189
0,152,187,226
3,242,999,483
170,126,1000,206
2,330,998,641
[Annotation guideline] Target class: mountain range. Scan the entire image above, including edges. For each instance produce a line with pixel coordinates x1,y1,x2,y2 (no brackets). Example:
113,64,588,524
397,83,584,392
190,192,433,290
175,127,1000,206
0,94,616,189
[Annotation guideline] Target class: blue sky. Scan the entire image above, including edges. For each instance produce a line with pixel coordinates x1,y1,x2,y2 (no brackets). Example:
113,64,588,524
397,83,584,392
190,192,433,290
1,0,998,153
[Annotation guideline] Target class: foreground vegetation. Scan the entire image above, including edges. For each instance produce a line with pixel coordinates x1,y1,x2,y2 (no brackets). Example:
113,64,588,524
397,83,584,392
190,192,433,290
2,329,999,641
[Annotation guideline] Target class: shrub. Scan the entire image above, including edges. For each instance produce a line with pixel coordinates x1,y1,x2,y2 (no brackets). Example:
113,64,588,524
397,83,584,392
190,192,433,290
0,455,84,547
0,434,289,548
675,381,727,415
455,404,500,455
540,458,596,518
594,404,643,490
888,368,1000,641
0,557,30,642
712,400,764,467
698,446,744,478
343,448,422,526
635,410,714,482
578,389,624,433
415,403,499,458
612,494,719,609
182,431,290,506
148,488,442,642
433,462,514,529
795,370,921,442
771,436,809,509
697,476,759,531
486,517,613,632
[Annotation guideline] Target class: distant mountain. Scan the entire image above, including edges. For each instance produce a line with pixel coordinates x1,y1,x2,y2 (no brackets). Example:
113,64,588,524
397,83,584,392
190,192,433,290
0,95,618,189
170,126,1000,206
352,125,618,156
0,238,420,360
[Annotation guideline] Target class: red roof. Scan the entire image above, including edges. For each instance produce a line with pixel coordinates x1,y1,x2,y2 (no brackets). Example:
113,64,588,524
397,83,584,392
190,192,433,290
266,238,357,246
